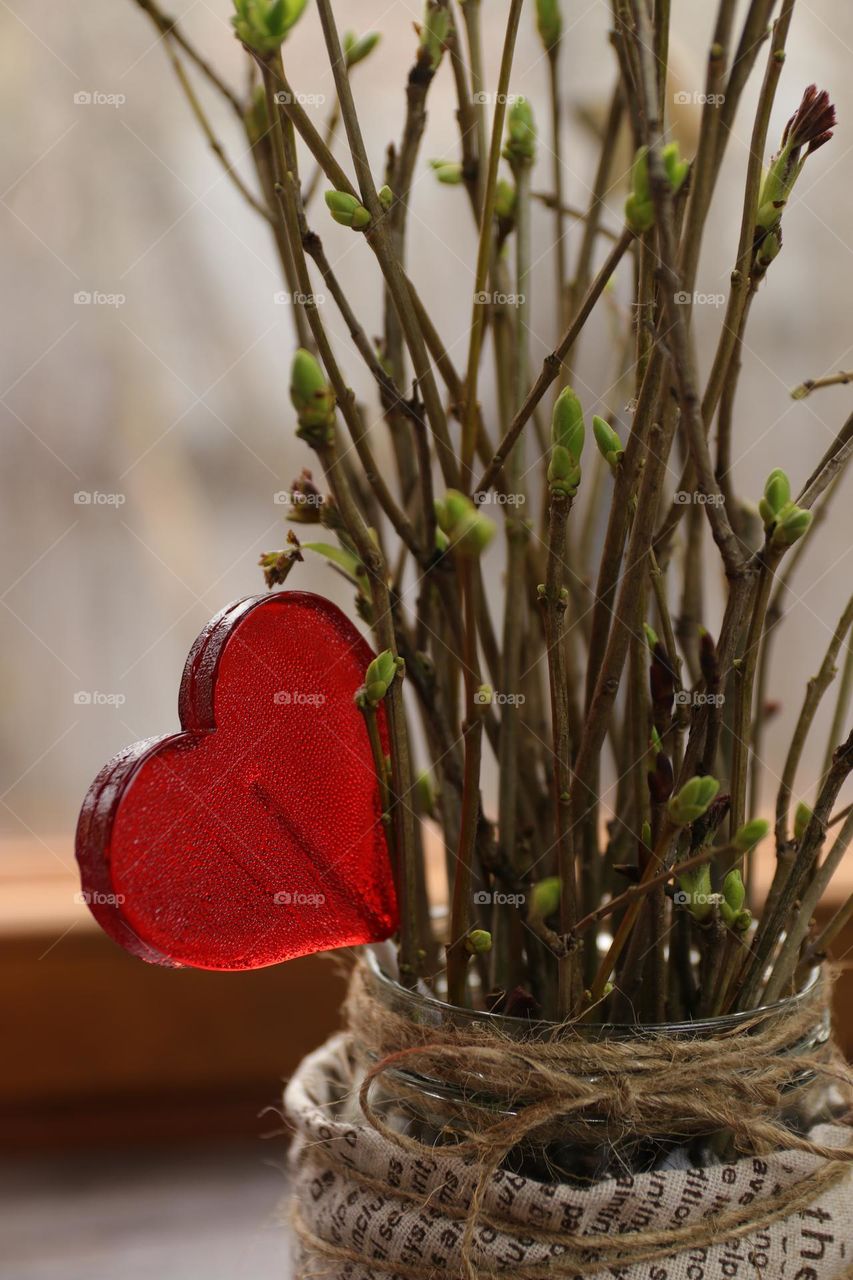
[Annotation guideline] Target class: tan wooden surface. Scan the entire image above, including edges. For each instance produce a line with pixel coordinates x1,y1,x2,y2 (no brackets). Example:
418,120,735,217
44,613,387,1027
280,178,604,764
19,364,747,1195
1,838,850,1149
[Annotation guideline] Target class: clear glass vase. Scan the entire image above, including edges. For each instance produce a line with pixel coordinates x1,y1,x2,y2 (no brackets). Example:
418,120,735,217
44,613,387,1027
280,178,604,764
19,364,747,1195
358,945,840,1186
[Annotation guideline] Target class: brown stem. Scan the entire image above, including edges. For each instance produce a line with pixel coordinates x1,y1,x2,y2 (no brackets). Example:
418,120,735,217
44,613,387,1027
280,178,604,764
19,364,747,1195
539,491,579,1015
475,228,634,498
446,557,487,1006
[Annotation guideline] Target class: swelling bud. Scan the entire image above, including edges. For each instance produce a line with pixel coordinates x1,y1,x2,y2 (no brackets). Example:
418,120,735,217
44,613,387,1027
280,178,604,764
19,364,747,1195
464,929,493,955
668,775,720,826
503,97,537,167
343,30,381,68
419,0,450,71
528,876,561,922
548,387,584,496
592,415,623,473
535,0,562,51
734,818,769,851
231,0,307,53
435,490,495,557
324,190,371,230
290,349,335,446
362,650,404,706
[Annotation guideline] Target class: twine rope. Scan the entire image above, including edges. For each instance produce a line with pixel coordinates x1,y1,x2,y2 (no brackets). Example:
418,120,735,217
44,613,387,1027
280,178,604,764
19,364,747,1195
291,963,853,1278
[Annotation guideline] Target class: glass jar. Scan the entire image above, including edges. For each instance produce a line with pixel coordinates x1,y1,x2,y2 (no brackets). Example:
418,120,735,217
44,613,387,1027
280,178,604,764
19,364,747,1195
356,944,839,1186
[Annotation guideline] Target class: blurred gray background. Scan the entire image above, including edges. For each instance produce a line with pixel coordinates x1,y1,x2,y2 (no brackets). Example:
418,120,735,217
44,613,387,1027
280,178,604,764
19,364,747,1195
2,0,852,850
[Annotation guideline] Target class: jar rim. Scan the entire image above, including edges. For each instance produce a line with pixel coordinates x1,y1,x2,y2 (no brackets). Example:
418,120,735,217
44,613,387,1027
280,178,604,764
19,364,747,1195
363,943,824,1041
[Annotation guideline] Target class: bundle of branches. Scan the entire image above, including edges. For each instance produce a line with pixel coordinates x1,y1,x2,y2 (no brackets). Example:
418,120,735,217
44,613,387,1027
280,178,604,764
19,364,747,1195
134,0,852,1024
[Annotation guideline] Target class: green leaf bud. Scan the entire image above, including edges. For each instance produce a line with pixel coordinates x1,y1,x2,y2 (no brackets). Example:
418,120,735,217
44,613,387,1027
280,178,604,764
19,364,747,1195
759,468,791,526
662,141,689,194
464,928,493,955
794,801,812,842
435,489,495,556
528,876,561,922
231,0,308,53
324,189,371,230
771,502,812,548
668,775,720,826
677,861,717,922
535,0,561,51
342,30,381,69
419,0,450,71
721,869,746,926
592,414,624,473
429,159,464,186
290,348,335,446
551,386,584,454
547,388,584,496
378,184,394,211
625,147,654,233
363,649,403,705
624,143,688,234
503,97,537,167
494,178,516,222
734,818,769,851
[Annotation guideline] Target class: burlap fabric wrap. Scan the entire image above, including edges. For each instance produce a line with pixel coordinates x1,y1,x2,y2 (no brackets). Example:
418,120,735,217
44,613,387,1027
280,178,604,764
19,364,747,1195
285,964,853,1279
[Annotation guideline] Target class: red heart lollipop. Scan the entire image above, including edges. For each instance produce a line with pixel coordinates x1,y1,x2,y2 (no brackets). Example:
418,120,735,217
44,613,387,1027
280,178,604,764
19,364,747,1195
76,592,398,969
